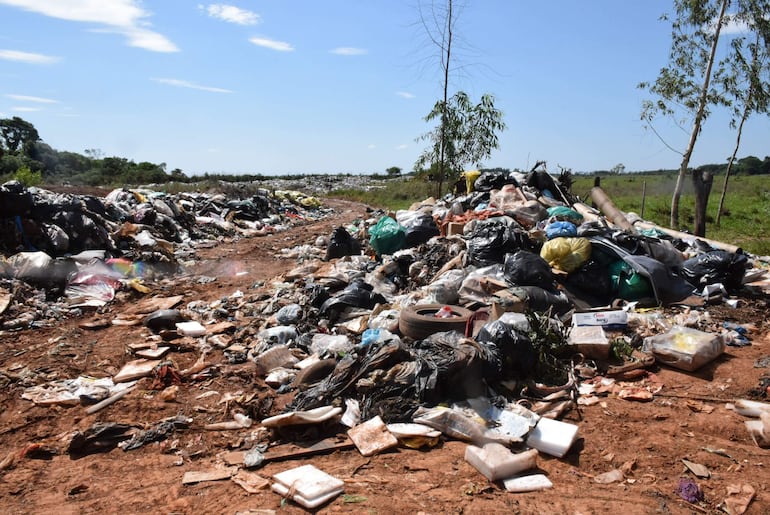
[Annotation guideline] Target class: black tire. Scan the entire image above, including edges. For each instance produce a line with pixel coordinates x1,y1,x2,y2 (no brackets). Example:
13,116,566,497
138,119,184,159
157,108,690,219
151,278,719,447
398,304,473,340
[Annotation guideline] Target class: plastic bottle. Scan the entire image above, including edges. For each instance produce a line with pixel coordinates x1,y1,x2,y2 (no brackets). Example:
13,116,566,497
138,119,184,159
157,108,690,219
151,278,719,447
434,306,455,318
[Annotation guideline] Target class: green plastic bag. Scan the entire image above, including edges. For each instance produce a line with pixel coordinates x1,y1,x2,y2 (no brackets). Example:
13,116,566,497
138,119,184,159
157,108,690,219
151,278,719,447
546,206,583,222
369,216,405,256
608,260,653,301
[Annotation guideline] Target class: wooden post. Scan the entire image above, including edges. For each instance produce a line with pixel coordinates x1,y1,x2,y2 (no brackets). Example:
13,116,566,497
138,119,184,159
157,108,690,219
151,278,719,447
641,181,647,219
692,169,714,237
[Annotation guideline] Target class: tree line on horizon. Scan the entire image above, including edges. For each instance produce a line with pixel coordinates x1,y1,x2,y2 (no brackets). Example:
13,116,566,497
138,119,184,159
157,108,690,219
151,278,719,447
1,115,769,188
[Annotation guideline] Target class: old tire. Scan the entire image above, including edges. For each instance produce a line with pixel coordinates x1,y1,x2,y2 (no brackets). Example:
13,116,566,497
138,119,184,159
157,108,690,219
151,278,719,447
398,304,473,340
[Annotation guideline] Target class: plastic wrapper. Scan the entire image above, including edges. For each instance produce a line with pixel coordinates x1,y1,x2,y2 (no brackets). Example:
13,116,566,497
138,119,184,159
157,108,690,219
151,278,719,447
426,269,466,305
642,326,725,372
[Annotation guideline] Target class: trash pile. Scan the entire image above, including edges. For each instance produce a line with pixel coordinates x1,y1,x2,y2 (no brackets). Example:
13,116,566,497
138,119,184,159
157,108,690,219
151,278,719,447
4,169,770,510
0,180,329,329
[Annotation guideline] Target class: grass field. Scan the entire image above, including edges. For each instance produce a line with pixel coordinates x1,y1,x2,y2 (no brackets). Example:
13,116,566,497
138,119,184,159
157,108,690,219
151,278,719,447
571,173,770,255
329,172,770,256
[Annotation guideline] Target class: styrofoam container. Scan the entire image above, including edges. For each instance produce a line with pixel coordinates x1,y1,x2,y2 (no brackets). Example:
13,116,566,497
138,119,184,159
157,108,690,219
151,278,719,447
464,444,538,481
175,321,206,337
503,473,554,492
271,464,343,509
525,417,579,458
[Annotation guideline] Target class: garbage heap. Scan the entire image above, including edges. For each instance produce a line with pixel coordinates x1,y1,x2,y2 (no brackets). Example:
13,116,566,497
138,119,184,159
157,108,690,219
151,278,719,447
0,180,328,329
9,169,770,507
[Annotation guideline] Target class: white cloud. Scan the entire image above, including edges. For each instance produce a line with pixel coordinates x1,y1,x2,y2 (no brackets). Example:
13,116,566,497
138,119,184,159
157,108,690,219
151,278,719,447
367,144,376,149
0,0,178,52
331,47,367,56
720,18,749,35
152,78,232,93
396,91,415,99
0,49,60,64
12,106,42,112
202,4,260,25
6,94,58,103
395,144,408,150
249,37,294,52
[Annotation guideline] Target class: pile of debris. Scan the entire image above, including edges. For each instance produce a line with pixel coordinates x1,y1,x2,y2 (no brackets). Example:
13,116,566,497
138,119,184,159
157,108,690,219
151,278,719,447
3,170,770,511
0,181,329,329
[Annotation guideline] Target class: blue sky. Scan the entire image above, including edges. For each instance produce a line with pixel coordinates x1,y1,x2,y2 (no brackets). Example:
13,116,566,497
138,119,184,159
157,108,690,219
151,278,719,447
0,1,767,176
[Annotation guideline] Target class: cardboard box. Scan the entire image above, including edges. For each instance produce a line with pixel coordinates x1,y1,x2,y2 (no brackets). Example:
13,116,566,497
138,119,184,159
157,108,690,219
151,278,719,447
568,325,610,359
446,222,465,236
572,310,627,329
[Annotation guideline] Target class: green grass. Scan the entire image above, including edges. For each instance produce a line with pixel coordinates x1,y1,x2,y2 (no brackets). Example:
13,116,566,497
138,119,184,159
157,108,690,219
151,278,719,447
571,173,770,255
329,177,437,211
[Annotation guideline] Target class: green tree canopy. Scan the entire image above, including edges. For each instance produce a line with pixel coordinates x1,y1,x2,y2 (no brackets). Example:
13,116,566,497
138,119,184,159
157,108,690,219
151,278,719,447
415,91,505,194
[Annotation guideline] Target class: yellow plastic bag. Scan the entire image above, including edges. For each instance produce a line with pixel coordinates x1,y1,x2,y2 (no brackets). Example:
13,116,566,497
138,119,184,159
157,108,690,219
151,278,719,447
540,237,591,273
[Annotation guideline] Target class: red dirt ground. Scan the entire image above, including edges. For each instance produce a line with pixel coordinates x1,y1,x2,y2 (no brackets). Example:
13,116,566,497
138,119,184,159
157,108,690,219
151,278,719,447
1,198,769,514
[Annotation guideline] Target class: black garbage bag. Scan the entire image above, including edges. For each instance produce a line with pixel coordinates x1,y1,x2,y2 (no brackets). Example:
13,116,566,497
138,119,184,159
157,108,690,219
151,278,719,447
510,285,574,315
325,226,361,260
466,217,533,268
306,283,331,309
562,259,615,305
503,250,555,290
680,250,749,293
474,170,519,192
525,170,570,204
475,319,537,381
404,214,440,248
319,278,387,315
411,331,500,403
289,337,412,415
68,422,135,458
0,181,33,217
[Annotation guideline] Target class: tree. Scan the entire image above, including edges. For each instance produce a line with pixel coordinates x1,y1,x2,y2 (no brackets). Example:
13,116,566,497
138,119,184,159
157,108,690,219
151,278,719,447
715,5,770,225
415,91,505,193
610,163,626,175
639,0,731,229
0,117,40,158
386,166,402,178
416,0,459,196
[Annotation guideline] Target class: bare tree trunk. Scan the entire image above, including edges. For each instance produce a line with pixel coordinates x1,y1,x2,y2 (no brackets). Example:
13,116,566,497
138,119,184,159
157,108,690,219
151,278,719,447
437,0,453,198
716,34,757,227
692,168,714,237
716,110,748,227
670,0,728,229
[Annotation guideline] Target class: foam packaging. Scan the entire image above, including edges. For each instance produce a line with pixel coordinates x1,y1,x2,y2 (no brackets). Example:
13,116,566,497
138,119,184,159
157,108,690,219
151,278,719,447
525,417,579,458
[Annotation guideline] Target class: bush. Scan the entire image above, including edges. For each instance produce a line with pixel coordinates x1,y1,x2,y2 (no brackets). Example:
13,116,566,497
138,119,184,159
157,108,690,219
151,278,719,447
13,166,42,187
